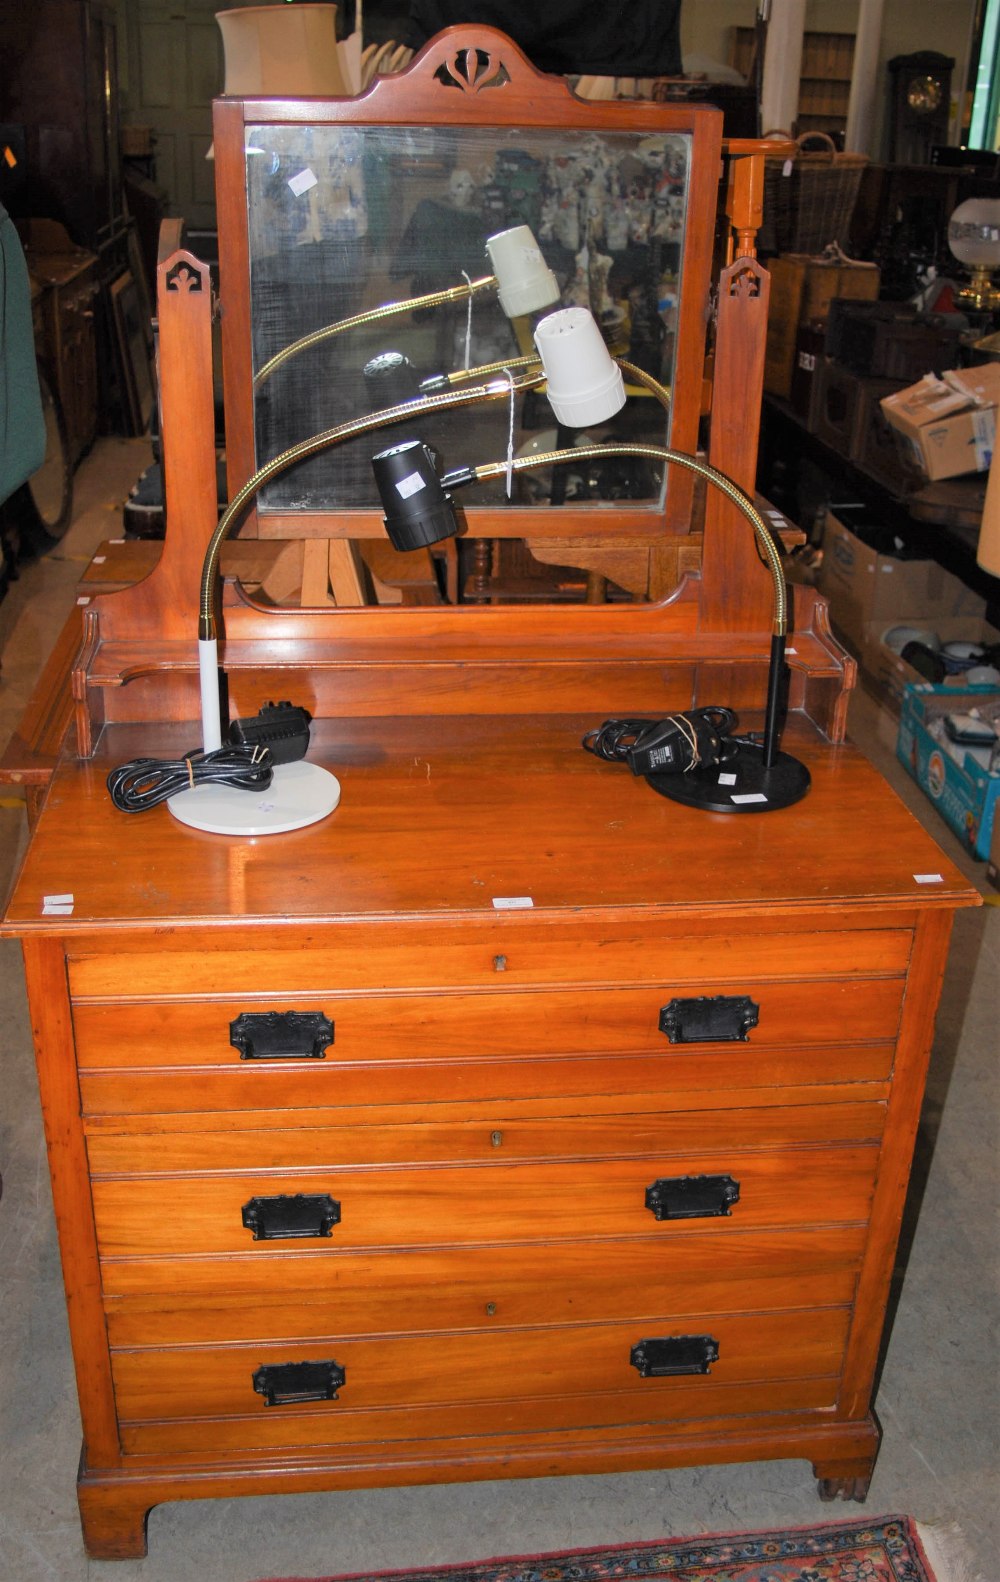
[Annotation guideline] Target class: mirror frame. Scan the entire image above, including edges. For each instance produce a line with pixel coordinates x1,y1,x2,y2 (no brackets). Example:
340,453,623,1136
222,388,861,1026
212,25,724,548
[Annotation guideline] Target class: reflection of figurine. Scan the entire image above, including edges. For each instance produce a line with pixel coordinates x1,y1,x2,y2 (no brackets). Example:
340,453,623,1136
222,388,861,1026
590,247,615,319
605,194,629,253
628,187,652,246
652,189,685,242
447,168,476,210
565,250,591,309
566,246,616,321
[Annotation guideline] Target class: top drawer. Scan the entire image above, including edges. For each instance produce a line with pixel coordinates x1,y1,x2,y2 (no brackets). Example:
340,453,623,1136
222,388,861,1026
66,922,913,999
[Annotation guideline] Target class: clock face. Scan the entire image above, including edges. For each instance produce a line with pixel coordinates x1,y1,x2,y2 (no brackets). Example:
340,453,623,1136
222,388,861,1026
907,74,943,114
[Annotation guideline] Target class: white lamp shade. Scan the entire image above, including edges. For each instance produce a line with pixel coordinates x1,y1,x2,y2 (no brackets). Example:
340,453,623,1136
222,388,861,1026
533,307,626,428
216,4,348,97
948,198,1000,268
485,226,560,318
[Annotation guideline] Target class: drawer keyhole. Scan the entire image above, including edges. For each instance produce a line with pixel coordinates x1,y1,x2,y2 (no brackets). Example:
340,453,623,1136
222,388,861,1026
490,1130,503,1147
493,954,507,971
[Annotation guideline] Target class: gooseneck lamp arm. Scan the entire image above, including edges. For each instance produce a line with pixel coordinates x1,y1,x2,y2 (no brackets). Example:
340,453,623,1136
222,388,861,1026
372,435,807,810
196,369,547,749
253,224,560,389
441,442,789,769
253,275,496,389
422,355,672,411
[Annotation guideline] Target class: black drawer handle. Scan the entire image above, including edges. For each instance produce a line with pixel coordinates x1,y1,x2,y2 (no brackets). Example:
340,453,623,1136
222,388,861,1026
630,1336,719,1378
253,1359,345,1406
658,994,759,1044
230,1010,334,1060
645,1173,740,1221
241,1193,341,1240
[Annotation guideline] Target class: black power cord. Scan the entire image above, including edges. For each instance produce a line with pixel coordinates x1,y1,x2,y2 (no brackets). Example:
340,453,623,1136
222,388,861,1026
583,708,739,777
106,702,312,814
106,745,274,813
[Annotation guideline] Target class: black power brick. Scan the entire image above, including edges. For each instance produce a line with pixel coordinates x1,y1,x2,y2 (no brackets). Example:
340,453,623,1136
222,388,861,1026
228,701,312,766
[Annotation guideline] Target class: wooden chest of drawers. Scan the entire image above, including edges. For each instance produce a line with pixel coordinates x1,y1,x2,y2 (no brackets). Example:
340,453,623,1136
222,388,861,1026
4,715,979,1558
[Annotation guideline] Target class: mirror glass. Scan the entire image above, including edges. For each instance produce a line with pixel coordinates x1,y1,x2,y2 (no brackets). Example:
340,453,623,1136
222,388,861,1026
245,121,692,517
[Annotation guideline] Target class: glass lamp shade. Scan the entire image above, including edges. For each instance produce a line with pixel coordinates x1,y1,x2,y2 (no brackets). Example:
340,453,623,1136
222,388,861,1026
947,198,1000,268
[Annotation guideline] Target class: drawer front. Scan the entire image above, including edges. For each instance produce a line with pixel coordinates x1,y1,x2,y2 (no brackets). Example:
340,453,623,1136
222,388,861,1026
104,1226,868,1334
78,1042,897,1117
87,1101,886,1175
74,979,904,1117
67,924,913,998
91,1142,880,1260
75,980,904,1066
113,1307,851,1456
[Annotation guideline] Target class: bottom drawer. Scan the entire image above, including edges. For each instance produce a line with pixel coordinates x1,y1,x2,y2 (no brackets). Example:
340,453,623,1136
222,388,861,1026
114,1307,850,1456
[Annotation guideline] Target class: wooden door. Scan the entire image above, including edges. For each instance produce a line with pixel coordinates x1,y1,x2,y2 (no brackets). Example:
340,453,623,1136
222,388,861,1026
125,0,221,230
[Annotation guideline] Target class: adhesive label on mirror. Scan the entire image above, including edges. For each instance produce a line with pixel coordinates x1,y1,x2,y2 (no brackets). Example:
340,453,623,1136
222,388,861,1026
287,168,318,197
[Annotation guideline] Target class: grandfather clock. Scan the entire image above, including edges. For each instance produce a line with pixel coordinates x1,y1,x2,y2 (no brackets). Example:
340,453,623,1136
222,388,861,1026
887,52,953,164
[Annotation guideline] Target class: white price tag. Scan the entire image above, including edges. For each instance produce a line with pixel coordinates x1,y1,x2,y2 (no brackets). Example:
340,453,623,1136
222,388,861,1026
287,167,318,197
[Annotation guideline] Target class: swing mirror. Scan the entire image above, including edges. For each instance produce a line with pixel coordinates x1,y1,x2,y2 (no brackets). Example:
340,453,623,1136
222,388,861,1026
213,30,723,602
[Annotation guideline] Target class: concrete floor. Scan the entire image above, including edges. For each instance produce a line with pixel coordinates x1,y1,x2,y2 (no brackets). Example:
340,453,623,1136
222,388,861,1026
0,439,997,1581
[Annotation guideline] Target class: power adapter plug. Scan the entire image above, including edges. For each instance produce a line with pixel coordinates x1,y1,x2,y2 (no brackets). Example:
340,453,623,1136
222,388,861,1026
228,701,311,766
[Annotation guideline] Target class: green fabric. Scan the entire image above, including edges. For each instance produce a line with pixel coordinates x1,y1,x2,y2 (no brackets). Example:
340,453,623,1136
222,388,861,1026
0,201,45,507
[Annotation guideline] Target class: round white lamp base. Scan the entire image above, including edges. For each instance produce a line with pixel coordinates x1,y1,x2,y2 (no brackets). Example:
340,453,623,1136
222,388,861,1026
168,761,341,836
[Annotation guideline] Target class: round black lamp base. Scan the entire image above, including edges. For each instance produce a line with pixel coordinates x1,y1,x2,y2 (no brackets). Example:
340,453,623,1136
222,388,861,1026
646,743,811,813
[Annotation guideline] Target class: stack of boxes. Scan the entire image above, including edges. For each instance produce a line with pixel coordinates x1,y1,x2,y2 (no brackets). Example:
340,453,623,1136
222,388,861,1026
764,254,1000,864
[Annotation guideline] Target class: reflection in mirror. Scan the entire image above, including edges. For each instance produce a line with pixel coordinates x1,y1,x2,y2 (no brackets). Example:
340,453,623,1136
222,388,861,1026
245,122,692,524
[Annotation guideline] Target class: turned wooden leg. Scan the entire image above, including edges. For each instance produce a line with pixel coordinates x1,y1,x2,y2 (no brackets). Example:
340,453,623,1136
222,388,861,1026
78,1484,151,1560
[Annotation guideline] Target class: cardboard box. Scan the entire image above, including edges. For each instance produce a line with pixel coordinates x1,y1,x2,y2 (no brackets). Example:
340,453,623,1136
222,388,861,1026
987,799,1000,891
880,365,1000,481
859,615,999,716
764,254,879,399
851,374,921,493
896,684,1000,860
816,506,986,653
809,359,859,454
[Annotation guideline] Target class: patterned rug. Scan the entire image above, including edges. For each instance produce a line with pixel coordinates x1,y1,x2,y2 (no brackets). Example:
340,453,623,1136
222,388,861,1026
263,1516,959,1582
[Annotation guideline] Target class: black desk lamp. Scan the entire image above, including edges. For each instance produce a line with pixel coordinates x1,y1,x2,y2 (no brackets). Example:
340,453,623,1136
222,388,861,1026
371,309,810,813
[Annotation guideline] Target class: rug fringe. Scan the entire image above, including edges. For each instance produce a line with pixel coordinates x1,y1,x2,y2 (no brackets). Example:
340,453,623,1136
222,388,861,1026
915,1520,986,1582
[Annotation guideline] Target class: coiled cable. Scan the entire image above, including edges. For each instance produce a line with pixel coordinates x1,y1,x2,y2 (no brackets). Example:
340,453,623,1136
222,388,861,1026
106,745,273,813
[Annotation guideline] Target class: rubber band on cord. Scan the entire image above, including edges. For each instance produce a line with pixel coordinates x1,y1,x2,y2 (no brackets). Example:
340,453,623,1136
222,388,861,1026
502,367,516,497
461,272,473,370
667,713,700,771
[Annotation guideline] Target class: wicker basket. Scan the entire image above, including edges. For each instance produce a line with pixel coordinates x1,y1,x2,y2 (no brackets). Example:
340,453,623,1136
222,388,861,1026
762,132,867,255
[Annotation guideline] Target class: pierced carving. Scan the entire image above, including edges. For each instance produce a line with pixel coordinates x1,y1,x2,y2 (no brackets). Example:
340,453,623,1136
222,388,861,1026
727,262,762,299
434,47,509,92
166,262,203,294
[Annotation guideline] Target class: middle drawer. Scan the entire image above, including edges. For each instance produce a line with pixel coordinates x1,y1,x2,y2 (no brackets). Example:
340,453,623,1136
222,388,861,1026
90,1120,882,1266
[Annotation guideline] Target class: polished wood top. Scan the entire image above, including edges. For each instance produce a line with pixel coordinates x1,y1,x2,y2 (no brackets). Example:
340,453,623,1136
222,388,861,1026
3,715,978,935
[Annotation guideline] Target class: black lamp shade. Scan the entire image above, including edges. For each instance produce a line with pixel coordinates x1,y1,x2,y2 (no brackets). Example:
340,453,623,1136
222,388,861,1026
363,351,421,410
371,440,460,551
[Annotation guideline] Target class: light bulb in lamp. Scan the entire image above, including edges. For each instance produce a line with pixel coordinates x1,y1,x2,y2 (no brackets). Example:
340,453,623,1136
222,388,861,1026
948,198,1000,311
